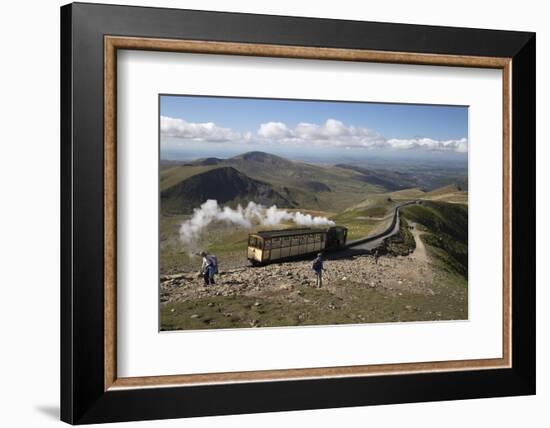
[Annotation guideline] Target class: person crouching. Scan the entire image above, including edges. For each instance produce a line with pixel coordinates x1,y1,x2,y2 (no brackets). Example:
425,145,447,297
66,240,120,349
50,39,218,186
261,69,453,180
200,251,217,286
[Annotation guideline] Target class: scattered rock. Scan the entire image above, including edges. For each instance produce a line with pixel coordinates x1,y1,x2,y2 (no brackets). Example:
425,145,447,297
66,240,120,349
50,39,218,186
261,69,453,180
161,246,439,323
160,273,187,281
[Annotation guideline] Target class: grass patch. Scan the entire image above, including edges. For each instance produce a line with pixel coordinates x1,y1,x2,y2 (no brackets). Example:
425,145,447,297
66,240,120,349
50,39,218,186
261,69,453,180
358,206,388,217
160,278,467,331
402,201,468,277
381,217,416,256
160,165,220,191
332,208,391,241
339,220,378,241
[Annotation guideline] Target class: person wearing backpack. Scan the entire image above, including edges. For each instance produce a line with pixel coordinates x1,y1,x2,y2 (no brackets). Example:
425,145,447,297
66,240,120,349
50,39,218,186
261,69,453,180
312,253,324,288
200,251,218,286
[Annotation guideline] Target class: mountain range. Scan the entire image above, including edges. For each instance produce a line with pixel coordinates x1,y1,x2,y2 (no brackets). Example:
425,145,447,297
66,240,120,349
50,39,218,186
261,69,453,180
160,151,467,214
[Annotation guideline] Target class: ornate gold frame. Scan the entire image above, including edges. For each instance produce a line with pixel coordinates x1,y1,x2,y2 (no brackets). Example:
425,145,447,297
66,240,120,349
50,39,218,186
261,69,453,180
104,36,512,391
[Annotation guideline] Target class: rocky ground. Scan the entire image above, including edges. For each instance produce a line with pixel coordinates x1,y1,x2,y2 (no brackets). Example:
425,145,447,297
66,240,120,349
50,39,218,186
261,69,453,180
159,225,467,331
160,252,434,304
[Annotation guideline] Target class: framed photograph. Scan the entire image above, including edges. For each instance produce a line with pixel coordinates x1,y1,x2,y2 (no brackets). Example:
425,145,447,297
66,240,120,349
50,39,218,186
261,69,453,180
61,2,536,424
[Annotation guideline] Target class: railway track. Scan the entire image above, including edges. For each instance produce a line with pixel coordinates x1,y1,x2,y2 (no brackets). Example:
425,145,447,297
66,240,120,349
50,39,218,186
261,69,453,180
345,200,418,251
225,200,418,270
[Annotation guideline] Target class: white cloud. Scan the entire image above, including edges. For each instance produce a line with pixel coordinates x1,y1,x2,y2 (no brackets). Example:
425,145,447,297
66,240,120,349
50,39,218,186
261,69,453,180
386,137,468,152
292,119,386,148
160,115,468,153
255,118,386,149
296,119,348,140
160,116,241,142
258,122,293,139
257,118,466,152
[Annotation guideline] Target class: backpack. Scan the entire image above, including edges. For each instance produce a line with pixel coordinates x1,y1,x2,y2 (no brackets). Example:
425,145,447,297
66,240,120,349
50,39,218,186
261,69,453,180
312,257,322,272
207,255,219,274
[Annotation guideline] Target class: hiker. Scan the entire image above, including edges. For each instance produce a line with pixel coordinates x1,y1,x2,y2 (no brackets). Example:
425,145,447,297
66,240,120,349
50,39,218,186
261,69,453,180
373,249,380,265
312,252,324,288
200,251,218,286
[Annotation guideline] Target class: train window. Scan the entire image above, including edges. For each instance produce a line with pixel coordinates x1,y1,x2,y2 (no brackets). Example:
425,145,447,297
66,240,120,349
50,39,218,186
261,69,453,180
249,236,264,249
272,238,281,248
320,234,325,242
281,237,290,247
264,239,272,250
291,237,300,246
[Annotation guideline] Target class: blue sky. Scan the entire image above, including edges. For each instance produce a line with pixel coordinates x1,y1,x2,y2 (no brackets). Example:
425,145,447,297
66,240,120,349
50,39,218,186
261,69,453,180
160,95,468,162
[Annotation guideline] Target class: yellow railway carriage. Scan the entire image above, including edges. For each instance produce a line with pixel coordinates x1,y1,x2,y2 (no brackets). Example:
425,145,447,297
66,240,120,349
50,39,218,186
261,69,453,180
247,226,348,265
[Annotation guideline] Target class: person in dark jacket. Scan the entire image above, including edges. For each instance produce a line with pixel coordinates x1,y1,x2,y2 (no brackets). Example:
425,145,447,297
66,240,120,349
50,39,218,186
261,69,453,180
312,253,324,288
200,251,217,286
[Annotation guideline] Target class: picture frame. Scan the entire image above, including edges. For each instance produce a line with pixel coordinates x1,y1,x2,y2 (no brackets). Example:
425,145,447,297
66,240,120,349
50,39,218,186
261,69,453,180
60,2,535,424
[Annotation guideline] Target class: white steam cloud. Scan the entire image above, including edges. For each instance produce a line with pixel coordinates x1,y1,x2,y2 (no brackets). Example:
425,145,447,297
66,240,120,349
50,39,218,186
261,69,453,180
179,200,335,249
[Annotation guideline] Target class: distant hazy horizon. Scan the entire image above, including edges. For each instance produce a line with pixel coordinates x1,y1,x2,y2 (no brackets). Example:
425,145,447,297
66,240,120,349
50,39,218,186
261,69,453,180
160,95,469,165
160,147,468,167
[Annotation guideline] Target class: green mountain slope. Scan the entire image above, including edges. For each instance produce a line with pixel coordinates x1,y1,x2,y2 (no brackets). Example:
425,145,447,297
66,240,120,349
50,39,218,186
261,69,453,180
423,184,468,204
401,201,468,276
335,164,417,190
161,166,293,214
161,152,386,212
226,152,377,194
